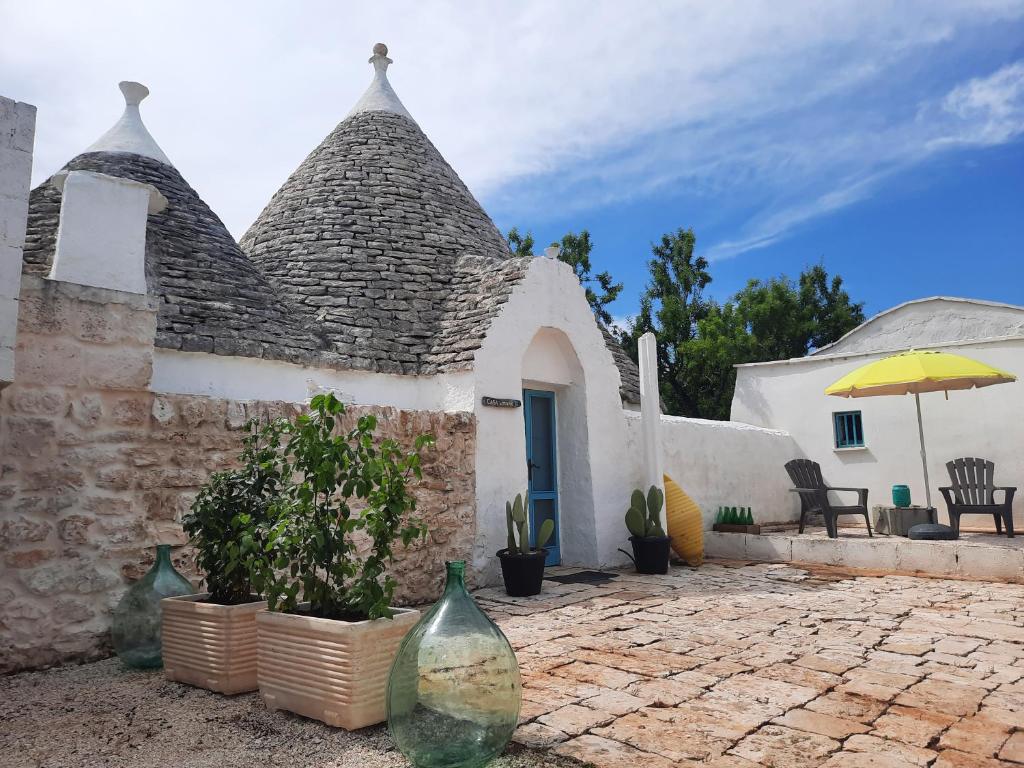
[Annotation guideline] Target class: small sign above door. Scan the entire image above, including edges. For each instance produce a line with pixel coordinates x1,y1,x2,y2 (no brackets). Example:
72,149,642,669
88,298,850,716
481,396,522,409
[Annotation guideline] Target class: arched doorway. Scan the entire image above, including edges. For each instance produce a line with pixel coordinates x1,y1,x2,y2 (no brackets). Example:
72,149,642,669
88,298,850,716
521,327,595,566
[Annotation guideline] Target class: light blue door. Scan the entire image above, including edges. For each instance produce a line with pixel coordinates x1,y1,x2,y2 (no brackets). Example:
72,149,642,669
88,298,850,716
523,389,560,566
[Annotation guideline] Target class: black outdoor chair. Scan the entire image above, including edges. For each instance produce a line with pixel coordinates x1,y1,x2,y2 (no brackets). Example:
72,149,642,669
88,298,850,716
940,457,1016,538
784,459,872,539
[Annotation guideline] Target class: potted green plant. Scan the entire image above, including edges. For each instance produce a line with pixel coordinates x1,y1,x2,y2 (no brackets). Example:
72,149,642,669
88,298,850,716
620,486,671,574
496,491,554,597
252,393,434,730
163,418,286,694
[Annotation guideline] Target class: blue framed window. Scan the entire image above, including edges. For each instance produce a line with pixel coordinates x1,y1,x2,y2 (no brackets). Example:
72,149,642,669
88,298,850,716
833,411,864,448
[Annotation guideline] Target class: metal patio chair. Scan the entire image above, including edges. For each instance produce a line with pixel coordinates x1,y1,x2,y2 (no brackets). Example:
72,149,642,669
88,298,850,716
940,457,1016,538
785,458,872,539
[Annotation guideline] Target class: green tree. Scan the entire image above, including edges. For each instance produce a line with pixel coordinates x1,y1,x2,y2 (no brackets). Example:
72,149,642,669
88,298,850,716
506,228,623,326
506,227,534,257
552,231,623,326
800,264,865,351
624,229,864,420
621,228,712,416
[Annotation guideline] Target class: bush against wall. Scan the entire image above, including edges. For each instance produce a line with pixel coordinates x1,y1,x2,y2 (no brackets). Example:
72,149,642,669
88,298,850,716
252,393,436,621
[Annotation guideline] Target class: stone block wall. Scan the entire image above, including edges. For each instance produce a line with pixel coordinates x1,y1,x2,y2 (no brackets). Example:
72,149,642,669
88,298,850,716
0,95,36,385
1,276,476,673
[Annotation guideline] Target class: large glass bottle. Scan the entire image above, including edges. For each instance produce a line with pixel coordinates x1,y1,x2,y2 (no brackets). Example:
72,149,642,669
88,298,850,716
111,544,193,669
387,560,521,768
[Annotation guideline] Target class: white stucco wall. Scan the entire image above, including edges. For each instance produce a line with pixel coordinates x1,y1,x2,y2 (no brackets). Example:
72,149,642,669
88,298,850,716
152,348,475,412
732,337,1024,528
814,298,1024,357
471,256,635,576
0,95,35,385
49,171,164,295
624,413,801,528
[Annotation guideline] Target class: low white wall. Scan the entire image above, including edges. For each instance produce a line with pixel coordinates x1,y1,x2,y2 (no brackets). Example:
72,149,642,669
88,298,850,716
625,412,800,528
152,349,475,412
733,337,1024,528
0,95,35,385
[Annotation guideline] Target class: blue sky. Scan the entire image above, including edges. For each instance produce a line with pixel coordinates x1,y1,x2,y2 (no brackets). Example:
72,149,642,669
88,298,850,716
3,2,1023,323
497,137,1024,322
482,11,1024,321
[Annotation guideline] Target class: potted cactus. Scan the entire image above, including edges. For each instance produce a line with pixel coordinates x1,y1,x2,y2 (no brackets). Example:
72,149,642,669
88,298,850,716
497,491,554,597
621,486,671,574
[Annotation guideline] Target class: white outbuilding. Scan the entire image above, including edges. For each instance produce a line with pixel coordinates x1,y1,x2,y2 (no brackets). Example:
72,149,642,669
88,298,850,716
731,297,1024,530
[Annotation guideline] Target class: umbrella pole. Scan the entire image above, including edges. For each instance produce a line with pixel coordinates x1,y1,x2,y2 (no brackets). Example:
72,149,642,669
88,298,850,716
914,392,932,509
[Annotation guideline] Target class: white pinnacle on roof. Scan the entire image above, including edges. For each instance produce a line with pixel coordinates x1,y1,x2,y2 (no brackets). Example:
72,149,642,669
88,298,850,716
84,81,173,166
346,43,415,121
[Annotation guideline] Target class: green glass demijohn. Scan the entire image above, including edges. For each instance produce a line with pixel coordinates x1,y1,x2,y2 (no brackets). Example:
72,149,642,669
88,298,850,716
111,544,193,669
387,560,521,768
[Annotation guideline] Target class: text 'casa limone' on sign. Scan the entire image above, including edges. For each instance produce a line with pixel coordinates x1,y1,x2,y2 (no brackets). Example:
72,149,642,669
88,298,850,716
481,396,522,408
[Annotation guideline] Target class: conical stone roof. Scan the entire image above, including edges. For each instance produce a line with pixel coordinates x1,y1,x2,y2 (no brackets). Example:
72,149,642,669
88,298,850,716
22,84,323,364
241,45,524,375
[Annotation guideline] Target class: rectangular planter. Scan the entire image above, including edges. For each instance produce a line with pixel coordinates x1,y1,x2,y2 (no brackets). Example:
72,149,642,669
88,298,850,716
162,593,266,695
255,607,420,730
713,523,761,535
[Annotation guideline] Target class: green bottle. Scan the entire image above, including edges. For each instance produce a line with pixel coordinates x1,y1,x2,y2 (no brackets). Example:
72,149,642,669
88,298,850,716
387,561,521,768
111,544,193,669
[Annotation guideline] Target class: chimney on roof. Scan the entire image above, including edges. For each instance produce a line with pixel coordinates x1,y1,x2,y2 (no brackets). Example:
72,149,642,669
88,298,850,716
83,81,173,166
48,169,167,295
347,43,414,121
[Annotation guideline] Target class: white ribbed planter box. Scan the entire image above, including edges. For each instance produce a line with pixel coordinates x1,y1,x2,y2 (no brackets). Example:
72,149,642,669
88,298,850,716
256,607,420,730
162,594,266,695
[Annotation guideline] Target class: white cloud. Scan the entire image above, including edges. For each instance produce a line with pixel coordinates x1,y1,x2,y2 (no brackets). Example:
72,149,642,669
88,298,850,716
705,60,1024,260
2,0,1023,247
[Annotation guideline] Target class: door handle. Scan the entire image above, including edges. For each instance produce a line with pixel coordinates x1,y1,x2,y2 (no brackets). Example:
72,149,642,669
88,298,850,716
527,459,539,481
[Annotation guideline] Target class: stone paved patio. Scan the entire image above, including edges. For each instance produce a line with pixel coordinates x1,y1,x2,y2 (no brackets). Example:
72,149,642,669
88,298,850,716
479,561,1024,768
1,561,1022,767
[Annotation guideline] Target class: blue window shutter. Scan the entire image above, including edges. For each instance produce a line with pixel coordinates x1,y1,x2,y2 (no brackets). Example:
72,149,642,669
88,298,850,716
833,411,864,448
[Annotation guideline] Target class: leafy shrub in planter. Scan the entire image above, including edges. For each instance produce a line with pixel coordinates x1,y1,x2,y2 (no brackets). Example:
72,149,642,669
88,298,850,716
183,418,289,605
254,393,435,621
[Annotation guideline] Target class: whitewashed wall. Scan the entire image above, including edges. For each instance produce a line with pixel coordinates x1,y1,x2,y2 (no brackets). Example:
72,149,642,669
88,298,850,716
152,349,474,412
816,298,1024,357
624,412,800,528
733,337,1024,528
0,95,35,385
472,256,634,576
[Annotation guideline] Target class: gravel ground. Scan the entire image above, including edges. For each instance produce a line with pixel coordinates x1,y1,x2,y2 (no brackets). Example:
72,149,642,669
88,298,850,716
0,658,578,768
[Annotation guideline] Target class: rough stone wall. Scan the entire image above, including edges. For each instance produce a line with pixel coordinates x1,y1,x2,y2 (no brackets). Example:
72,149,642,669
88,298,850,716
0,95,36,385
1,276,476,674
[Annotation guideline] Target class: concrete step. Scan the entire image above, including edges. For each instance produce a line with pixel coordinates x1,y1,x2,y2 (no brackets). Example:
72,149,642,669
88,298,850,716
704,530,1024,583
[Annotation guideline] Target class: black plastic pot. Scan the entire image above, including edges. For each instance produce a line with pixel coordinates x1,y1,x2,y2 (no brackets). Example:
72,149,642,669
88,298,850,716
621,535,672,575
497,549,548,596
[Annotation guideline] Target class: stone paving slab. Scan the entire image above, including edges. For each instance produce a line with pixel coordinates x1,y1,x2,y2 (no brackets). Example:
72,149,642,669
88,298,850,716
1,560,1022,768
486,561,1024,768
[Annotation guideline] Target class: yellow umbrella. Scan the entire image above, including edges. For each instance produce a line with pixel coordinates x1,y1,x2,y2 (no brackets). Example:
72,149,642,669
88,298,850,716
826,349,1016,508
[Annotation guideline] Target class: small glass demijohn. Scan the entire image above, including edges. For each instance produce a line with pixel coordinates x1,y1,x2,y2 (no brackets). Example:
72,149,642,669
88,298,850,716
387,560,521,768
111,544,193,669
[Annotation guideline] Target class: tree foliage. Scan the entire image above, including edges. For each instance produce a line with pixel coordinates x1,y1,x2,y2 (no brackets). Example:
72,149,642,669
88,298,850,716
620,228,712,417
622,230,864,420
506,228,622,326
182,418,289,605
251,393,435,620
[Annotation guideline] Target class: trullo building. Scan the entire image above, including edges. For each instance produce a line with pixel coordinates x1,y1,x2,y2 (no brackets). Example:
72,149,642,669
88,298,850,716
11,46,796,673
